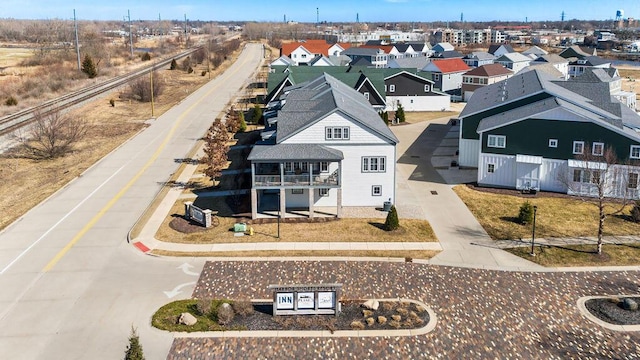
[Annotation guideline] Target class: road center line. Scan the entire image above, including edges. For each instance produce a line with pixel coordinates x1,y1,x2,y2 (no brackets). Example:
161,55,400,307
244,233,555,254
41,49,253,273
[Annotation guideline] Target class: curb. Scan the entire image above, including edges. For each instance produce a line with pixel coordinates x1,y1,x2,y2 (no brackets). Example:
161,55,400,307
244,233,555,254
577,295,640,332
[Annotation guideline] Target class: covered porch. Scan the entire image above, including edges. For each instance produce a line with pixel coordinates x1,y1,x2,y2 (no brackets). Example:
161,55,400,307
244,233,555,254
247,144,344,219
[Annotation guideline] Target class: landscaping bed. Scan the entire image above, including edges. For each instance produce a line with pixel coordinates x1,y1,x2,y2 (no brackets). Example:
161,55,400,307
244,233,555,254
153,299,430,333
585,297,640,325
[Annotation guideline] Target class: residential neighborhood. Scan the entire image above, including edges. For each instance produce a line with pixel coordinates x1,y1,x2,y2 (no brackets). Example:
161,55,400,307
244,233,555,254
2,5,640,360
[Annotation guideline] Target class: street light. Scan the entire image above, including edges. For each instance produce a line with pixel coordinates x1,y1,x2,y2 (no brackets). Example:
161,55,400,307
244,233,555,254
530,205,538,256
277,190,281,239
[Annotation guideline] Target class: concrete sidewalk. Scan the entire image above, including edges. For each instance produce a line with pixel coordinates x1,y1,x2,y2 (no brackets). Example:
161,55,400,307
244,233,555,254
131,114,639,273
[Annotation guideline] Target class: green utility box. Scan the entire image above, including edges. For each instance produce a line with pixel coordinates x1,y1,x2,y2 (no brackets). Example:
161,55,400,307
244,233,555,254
234,223,247,232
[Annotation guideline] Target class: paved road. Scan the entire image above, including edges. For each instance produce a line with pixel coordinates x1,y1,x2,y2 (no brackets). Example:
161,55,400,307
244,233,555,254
0,43,264,359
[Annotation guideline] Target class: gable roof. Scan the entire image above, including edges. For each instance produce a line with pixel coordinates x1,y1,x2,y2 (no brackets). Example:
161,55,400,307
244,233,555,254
424,58,470,74
343,47,384,57
558,45,597,59
433,42,454,52
280,40,339,57
359,44,395,54
522,45,548,56
464,51,495,61
531,54,568,64
495,52,532,63
387,56,431,70
273,73,398,144
488,44,515,55
464,64,512,77
433,50,464,59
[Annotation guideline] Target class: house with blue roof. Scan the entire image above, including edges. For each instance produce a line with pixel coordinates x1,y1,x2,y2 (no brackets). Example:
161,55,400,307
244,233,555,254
248,73,399,219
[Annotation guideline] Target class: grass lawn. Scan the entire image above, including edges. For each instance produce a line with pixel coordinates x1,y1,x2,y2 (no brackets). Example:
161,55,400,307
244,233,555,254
507,243,640,267
152,299,244,332
401,111,459,124
453,185,640,240
155,197,437,244
151,249,439,259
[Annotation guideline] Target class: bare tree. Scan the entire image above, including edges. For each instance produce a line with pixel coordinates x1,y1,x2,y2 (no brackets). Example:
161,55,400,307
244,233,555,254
559,145,636,254
14,109,88,159
201,118,229,186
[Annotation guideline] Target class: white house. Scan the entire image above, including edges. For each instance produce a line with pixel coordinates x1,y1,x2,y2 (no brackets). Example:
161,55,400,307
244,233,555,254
248,73,398,219
495,52,532,73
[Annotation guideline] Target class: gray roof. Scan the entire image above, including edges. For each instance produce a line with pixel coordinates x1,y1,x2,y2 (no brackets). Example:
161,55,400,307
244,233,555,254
531,54,568,64
463,69,640,141
522,46,548,56
519,63,564,79
567,56,611,67
465,51,495,61
248,144,344,161
343,47,383,56
269,73,398,145
387,56,431,70
495,52,532,63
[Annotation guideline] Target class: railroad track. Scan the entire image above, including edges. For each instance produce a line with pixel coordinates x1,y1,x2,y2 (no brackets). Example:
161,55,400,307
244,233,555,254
0,47,201,137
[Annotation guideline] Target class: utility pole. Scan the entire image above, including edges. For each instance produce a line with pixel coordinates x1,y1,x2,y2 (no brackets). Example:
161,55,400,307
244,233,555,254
150,64,155,118
128,10,133,58
73,9,81,71
184,14,188,45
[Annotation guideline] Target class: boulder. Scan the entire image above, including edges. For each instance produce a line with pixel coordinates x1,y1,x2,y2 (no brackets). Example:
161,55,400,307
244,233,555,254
623,298,638,311
362,299,379,311
179,312,198,326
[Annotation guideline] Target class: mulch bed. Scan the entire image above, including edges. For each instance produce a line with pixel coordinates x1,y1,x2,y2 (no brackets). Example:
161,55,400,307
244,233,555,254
585,297,640,325
169,216,209,234
462,183,576,199
226,300,429,332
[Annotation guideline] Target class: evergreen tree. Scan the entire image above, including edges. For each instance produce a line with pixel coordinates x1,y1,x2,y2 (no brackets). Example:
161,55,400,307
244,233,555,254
395,102,405,123
384,205,400,231
518,201,534,225
81,54,98,78
124,327,145,360
238,111,247,133
252,103,263,124
170,58,177,70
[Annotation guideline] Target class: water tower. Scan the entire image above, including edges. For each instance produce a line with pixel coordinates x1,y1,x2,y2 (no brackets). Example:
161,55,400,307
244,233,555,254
616,9,624,21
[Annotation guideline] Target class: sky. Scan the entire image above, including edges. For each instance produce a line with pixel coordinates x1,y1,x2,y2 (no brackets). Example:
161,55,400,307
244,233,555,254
0,0,639,23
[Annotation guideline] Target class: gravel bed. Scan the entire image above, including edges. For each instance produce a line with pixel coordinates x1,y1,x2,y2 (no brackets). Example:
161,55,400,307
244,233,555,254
227,300,429,331
585,297,640,325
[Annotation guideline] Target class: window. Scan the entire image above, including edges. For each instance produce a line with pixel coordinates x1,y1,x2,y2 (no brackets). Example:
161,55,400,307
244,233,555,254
320,161,329,173
372,185,382,196
284,162,293,172
364,92,370,100
573,141,585,154
487,135,506,148
424,84,430,92
291,189,304,194
592,142,604,156
629,173,639,189
433,74,440,81
631,145,640,159
319,188,329,197
573,169,592,183
548,139,558,148
487,164,495,173
362,156,386,173
389,84,395,93
325,127,350,140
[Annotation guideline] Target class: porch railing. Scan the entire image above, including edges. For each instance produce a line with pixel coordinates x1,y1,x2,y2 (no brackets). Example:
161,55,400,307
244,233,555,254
254,172,339,187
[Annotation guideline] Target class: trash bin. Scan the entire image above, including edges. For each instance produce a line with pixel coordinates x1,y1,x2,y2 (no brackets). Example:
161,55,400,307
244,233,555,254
234,223,247,233
383,201,392,212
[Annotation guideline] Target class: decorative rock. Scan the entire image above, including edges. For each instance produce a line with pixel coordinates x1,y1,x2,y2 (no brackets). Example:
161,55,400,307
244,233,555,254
623,298,638,311
362,299,380,311
179,312,197,326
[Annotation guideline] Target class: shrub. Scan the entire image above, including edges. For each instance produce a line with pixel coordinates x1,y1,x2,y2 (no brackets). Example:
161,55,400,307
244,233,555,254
366,317,375,326
187,66,194,74
201,70,207,76
170,58,177,70
518,201,535,225
232,297,254,317
389,320,402,329
81,54,98,78
350,320,365,330
391,314,402,321
141,52,151,61
377,316,387,325
397,307,409,316
109,99,115,107
5,96,18,106
362,309,373,317
631,200,640,223
216,303,235,325
238,111,247,132
251,103,262,124
384,205,400,231
181,56,191,71
196,298,212,316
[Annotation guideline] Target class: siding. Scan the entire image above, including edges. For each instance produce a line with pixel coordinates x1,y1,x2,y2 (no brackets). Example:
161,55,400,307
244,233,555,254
282,112,390,145
459,139,480,167
478,153,516,188
386,95,450,112
539,159,567,192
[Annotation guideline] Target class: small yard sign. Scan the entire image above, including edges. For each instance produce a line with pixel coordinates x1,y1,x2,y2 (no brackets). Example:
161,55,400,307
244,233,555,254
268,284,342,316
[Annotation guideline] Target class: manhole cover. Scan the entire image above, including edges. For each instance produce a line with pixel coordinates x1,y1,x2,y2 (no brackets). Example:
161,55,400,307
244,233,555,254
431,191,438,195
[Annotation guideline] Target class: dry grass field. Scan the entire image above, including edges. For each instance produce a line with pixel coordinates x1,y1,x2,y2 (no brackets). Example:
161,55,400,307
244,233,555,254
615,67,640,102
453,184,640,241
401,111,459,124
0,43,243,231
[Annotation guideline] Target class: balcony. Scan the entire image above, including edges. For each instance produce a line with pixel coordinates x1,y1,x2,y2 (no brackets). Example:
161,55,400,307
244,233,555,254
254,171,339,187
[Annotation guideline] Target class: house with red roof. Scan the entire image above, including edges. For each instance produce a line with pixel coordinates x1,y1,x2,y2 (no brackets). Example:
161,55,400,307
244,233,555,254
461,64,513,101
280,40,351,65
421,58,471,94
